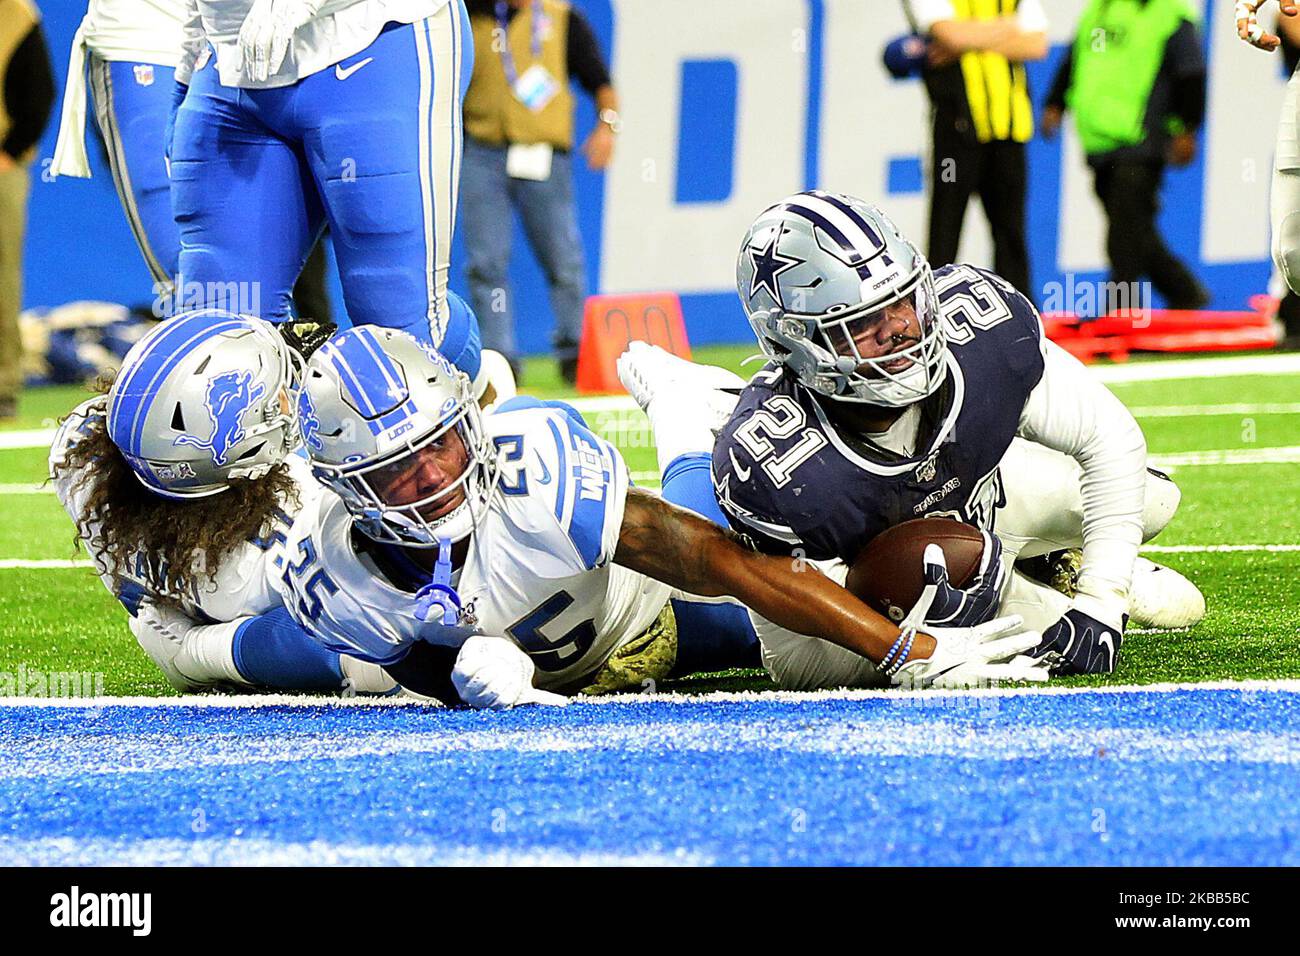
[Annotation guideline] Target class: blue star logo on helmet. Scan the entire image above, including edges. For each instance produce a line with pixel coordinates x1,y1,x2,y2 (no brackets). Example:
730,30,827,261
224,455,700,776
298,387,323,452
748,229,803,309
173,370,266,466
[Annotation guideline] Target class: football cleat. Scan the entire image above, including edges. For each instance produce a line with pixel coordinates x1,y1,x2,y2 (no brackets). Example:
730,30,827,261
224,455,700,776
477,348,518,407
279,317,337,359
1127,556,1206,630
617,341,744,436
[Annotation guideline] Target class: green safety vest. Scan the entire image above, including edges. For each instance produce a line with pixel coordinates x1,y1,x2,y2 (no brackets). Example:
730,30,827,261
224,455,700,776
1066,0,1197,155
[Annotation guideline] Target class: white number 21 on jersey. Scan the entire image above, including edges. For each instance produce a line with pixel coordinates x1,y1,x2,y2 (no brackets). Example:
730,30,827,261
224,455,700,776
732,396,827,488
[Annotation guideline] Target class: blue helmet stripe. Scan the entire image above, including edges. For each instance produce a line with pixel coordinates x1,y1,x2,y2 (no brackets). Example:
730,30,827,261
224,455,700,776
108,312,216,445
110,312,248,456
810,191,888,252
321,331,408,419
778,202,874,278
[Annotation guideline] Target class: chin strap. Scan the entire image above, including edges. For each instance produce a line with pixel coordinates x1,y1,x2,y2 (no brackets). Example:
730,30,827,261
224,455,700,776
413,536,462,625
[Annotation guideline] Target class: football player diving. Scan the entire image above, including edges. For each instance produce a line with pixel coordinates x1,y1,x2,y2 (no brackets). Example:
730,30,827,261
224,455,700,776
50,308,398,695
277,325,1048,709
619,191,1205,690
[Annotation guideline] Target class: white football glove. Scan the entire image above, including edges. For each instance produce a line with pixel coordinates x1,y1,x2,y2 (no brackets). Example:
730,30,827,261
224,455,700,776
892,617,1049,689
452,635,569,709
889,545,1048,689
238,0,326,82
128,601,211,692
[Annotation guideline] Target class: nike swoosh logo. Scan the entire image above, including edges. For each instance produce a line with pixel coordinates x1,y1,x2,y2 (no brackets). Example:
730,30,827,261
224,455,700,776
335,57,374,81
533,454,552,485
1097,630,1115,663
729,448,752,482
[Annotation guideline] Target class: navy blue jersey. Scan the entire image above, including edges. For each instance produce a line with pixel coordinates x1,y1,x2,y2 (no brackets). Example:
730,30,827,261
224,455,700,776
712,264,1046,562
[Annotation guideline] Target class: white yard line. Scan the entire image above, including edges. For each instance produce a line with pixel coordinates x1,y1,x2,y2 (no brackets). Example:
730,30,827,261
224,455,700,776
1148,446,1300,467
0,428,54,451
1128,402,1300,417
1092,353,1300,383
0,484,52,495
0,559,91,569
1140,543,1300,553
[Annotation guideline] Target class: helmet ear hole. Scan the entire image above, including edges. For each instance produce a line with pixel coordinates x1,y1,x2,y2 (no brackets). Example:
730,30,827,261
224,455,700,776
236,441,266,462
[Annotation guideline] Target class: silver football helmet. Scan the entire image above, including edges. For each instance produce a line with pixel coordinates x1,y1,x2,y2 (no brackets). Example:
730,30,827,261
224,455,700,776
736,190,947,407
301,326,499,548
106,309,301,499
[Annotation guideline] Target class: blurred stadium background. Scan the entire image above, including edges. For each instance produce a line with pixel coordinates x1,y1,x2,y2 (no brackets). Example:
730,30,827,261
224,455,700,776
23,0,1290,354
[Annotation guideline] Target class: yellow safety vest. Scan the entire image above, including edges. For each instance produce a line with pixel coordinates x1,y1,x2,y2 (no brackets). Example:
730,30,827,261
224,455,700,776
951,0,1034,144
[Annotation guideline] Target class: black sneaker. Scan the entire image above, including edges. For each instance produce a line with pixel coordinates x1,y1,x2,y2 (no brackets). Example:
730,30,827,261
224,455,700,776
0,395,16,421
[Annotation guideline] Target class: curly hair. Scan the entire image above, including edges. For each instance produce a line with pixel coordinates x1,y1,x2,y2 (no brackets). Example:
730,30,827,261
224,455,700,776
55,380,300,608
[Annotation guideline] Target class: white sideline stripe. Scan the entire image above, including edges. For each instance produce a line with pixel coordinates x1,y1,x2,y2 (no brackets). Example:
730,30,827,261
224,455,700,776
1148,446,1300,467
1094,353,1300,383
1141,543,1300,553
1128,402,1300,417
0,484,52,495
0,837,708,868
0,428,53,450
3,543,1298,569
0,678,1296,709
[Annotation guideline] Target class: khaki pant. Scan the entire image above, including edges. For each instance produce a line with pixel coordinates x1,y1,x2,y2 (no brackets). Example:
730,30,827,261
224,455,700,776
0,163,31,400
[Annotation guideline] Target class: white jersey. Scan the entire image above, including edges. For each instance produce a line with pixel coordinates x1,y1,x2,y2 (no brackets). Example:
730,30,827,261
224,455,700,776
81,0,188,64
49,396,321,623
183,0,452,88
50,0,188,179
279,403,671,690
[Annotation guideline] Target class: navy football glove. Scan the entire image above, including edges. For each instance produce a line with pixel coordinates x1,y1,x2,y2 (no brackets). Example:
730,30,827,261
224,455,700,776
917,532,1006,629
1032,598,1126,675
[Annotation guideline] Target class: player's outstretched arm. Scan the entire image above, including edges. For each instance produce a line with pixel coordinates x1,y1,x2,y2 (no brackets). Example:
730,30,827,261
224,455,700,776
613,489,1041,687
614,489,904,663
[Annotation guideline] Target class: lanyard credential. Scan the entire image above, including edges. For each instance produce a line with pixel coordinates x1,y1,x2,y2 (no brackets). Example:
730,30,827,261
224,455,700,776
495,0,545,88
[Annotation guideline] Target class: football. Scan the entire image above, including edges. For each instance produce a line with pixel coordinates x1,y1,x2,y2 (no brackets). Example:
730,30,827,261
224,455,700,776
845,518,988,622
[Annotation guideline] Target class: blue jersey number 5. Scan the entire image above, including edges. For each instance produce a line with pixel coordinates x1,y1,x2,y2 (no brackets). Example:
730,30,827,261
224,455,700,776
507,591,596,672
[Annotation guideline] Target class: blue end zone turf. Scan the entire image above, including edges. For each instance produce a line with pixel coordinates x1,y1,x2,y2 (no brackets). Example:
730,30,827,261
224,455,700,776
2,685,1297,866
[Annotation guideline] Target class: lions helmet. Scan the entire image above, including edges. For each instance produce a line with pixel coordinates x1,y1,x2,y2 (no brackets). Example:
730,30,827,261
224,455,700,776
736,191,947,407
301,326,498,548
106,309,301,499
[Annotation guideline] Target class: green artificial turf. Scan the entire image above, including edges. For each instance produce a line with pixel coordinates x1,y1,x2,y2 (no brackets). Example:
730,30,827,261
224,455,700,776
1,350,1297,696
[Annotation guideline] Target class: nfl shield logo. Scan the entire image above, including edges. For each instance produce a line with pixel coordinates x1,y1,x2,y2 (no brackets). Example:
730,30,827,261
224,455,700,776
915,456,938,483
133,64,155,86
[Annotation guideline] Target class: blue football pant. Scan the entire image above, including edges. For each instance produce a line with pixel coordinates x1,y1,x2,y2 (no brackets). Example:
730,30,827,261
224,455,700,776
660,453,761,674
88,55,180,289
171,6,472,349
